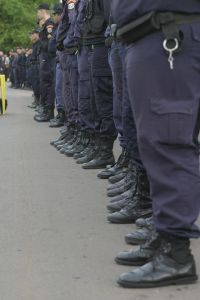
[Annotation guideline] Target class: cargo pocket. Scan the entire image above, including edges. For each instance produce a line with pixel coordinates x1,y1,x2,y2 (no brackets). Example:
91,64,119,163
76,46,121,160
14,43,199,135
150,98,196,145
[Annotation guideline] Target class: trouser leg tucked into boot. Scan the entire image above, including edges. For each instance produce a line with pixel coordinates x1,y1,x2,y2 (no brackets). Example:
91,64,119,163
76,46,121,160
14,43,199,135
82,136,115,169
107,169,152,223
117,235,197,288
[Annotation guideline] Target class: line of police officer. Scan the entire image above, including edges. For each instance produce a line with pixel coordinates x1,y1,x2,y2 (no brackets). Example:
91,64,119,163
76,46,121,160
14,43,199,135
25,0,200,289
9,48,34,89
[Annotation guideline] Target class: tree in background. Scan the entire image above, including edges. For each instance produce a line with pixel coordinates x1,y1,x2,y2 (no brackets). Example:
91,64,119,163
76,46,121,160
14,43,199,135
0,0,58,52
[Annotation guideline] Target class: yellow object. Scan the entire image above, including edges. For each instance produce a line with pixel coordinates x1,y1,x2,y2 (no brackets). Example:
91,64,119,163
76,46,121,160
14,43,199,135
0,75,6,114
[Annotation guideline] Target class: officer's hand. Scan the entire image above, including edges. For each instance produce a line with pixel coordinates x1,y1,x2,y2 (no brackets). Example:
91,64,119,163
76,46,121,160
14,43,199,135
56,42,64,51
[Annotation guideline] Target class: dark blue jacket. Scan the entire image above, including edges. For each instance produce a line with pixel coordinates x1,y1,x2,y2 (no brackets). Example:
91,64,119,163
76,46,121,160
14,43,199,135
111,0,200,27
31,41,41,64
56,4,70,50
63,1,80,48
103,0,111,23
82,0,107,45
74,0,87,40
48,24,58,56
39,18,55,59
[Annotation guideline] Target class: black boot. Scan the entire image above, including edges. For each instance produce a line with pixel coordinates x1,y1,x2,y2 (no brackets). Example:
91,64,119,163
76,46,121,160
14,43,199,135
135,216,154,229
64,131,84,156
117,235,198,288
107,170,152,224
28,95,40,109
125,228,152,245
108,171,127,184
108,188,135,203
82,136,115,170
74,132,94,159
65,131,90,157
115,231,159,266
34,106,54,122
76,134,98,164
61,125,82,152
55,124,76,148
97,148,129,179
107,193,134,212
49,109,66,128
73,131,91,155
50,126,70,146
124,216,155,245
35,104,44,114
107,162,136,197
107,161,135,190
76,135,101,165
57,124,79,151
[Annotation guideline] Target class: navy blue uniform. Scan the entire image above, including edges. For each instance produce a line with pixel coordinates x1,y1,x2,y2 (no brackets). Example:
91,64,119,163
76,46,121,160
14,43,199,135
25,54,32,88
31,40,41,99
57,4,73,122
82,0,117,139
111,1,200,238
112,1,200,26
104,0,143,166
39,18,55,109
12,56,19,88
63,2,79,125
76,0,96,132
49,24,64,112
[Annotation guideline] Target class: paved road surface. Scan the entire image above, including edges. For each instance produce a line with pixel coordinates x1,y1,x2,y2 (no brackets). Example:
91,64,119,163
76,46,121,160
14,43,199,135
0,86,199,300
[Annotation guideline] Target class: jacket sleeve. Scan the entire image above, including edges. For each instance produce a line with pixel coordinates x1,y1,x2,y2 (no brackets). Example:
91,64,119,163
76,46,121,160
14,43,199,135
56,4,70,47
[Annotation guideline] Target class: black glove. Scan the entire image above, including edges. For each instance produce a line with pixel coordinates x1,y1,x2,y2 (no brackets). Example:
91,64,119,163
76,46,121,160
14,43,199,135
56,42,64,51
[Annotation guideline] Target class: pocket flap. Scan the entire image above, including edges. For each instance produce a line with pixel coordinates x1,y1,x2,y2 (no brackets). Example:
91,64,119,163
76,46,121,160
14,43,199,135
150,98,195,115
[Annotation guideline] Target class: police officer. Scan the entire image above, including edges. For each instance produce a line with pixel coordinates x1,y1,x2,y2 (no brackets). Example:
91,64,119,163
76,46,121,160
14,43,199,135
12,50,20,89
61,0,80,138
34,3,55,122
25,48,33,89
49,3,66,128
61,0,89,157
9,50,15,87
28,29,41,109
55,1,75,138
79,0,117,170
73,0,97,163
21,48,27,88
111,0,200,288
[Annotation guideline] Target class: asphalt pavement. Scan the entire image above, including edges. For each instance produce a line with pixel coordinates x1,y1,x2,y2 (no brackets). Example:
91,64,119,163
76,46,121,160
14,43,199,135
0,86,199,300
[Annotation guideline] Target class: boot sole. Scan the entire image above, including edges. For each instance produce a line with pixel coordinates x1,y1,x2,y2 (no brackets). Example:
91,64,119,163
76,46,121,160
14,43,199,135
65,152,75,157
115,257,150,266
107,208,122,213
107,218,135,224
82,166,110,170
49,124,64,128
117,275,198,288
108,174,127,184
125,237,147,246
107,190,128,197
34,119,52,122
97,174,112,179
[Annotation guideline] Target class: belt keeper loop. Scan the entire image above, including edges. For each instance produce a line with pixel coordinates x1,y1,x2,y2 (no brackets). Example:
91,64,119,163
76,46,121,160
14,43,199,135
158,12,181,42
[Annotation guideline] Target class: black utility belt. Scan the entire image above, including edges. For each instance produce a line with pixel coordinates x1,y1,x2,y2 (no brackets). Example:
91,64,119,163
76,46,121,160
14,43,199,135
83,43,105,50
117,11,200,45
64,47,78,55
